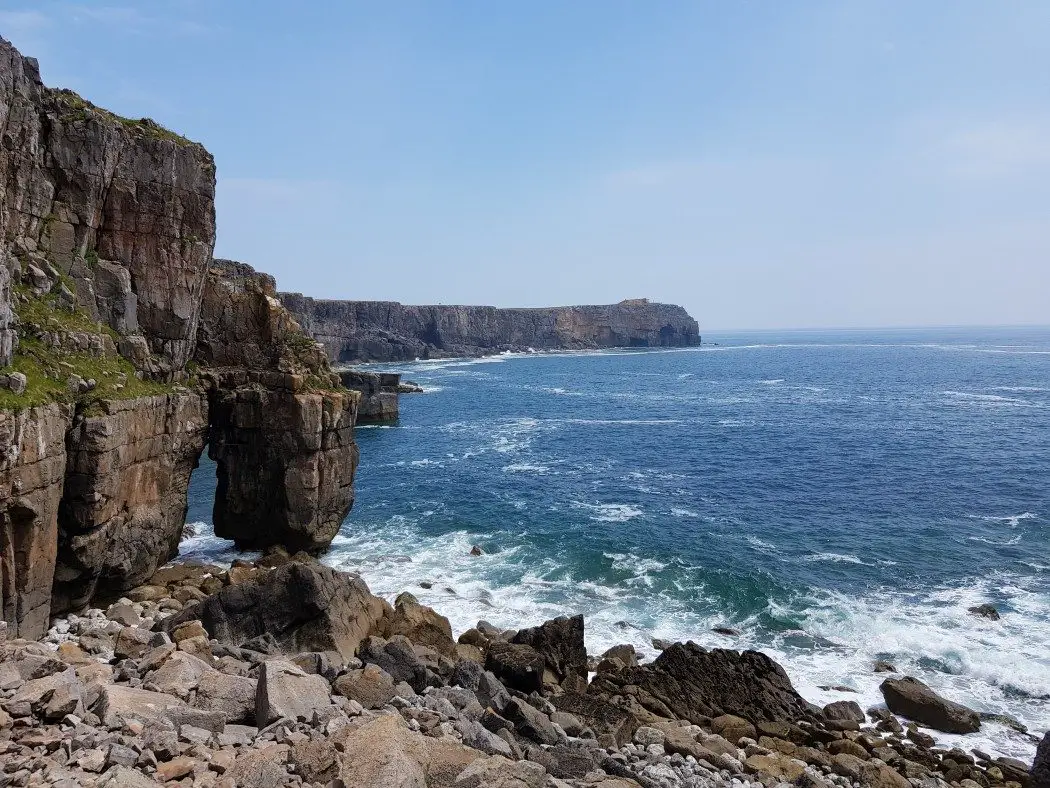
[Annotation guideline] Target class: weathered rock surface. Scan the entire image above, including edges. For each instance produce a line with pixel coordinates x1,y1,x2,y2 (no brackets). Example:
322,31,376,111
53,392,207,611
196,259,359,553
340,368,402,422
0,404,70,638
1033,731,1050,788
280,294,702,362
511,613,588,693
164,561,391,660
589,641,814,725
880,676,981,734
0,38,216,376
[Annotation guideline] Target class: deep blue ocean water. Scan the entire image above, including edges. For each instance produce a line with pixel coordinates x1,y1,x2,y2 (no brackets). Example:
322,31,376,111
183,326,1050,759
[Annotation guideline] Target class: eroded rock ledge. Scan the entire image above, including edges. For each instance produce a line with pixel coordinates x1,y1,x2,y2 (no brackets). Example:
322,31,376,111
279,295,702,363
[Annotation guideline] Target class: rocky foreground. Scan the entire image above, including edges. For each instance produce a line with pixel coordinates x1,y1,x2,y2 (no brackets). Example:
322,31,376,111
1,553,1046,788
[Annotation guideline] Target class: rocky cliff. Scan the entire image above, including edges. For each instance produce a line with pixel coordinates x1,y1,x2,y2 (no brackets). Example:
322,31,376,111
0,38,359,639
279,295,701,363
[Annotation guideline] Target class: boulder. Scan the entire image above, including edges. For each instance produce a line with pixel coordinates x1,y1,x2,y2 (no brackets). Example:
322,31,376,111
290,738,340,784
256,659,333,726
336,713,481,787
505,697,560,745
485,641,545,694
192,669,256,723
144,652,211,699
879,677,980,734
226,743,288,788
359,634,428,691
551,692,638,748
163,562,390,660
333,664,397,709
968,604,1001,621
824,699,865,722
383,592,457,657
511,614,588,693
454,755,547,788
94,685,185,728
590,642,814,726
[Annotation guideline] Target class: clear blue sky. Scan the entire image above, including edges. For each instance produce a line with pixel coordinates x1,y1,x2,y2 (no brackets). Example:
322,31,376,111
3,1,1048,329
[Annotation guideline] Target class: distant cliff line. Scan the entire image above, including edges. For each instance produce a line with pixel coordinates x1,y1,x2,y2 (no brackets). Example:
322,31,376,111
278,292,702,363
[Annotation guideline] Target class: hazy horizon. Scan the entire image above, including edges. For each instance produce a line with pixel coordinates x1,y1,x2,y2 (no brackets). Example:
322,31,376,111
2,1,1048,330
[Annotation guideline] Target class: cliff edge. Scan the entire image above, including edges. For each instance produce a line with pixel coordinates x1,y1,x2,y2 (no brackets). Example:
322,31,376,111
0,38,358,638
279,295,701,363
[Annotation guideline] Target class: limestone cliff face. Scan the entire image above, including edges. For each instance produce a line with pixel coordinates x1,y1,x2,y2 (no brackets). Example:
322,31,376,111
0,38,216,377
279,295,701,363
339,370,400,423
195,260,359,554
0,40,360,638
53,392,208,613
0,404,70,638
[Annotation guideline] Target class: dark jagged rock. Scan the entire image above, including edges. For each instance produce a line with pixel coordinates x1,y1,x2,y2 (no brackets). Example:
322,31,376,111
161,562,391,661
880,676,981,734
485,641,545,695
279,295,701,363
588,642,814,726
969,603,1001,621
1033,731,1050,788
510,614,588,694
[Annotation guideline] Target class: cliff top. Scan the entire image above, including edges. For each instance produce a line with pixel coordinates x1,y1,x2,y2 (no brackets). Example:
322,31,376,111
280,293,690,313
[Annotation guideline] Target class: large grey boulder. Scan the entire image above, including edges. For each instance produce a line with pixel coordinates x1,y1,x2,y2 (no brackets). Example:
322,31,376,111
256,659,332,726
879,677,980,734
93,685,185,728
163,562,391,660
192,669,256,724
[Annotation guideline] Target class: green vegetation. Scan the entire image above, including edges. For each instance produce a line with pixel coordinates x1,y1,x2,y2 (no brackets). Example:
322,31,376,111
50,88,194,146
0,285,175,412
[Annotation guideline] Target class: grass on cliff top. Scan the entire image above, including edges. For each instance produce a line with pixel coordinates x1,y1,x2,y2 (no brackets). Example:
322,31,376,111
0,286,176,413
51,88,194,146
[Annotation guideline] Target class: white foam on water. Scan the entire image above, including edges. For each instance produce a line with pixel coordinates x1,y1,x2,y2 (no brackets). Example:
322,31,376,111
972,512,1038,528
746,535,779,553
571,502,644,522
182,511,1050,762
760,379,786,385
969,535,1023,546
502,463,550,474
670,507,699,518
802,552,867,565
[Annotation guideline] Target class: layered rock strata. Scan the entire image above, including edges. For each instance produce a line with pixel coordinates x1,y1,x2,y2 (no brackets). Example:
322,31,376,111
280,294,702,363
338,369,401,423
195,260,359,553
0,39,360,638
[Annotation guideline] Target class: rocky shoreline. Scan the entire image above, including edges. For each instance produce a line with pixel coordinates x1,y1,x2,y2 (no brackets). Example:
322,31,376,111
2,550,1046,788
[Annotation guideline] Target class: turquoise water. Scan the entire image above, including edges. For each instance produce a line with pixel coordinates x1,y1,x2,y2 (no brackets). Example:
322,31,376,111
183,326,1050,759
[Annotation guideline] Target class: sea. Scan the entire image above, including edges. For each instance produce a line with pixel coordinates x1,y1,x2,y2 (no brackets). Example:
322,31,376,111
181,326,1050,761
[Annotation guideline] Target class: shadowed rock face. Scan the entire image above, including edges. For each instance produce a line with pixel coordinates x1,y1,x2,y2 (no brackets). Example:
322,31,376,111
587,642,816,726
279,295,701,363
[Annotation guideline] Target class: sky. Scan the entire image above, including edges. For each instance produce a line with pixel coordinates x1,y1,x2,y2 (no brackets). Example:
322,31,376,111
1,1,1048,330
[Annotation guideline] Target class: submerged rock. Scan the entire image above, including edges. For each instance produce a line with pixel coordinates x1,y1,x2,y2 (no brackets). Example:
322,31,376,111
969,603,1002,621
